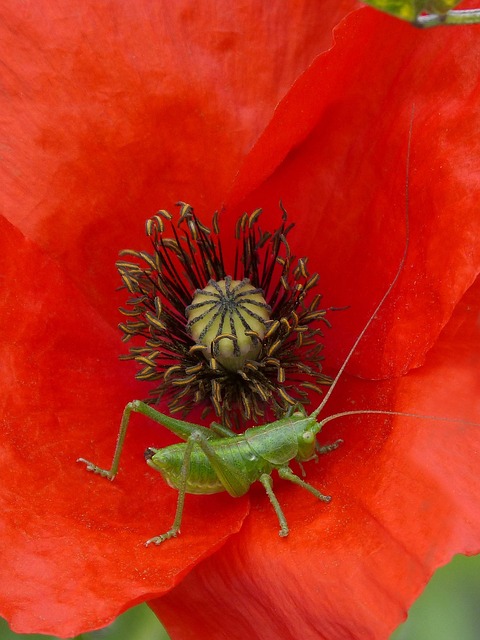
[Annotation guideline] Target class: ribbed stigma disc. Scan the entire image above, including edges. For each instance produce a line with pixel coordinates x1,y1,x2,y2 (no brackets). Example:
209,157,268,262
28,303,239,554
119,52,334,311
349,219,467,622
186,277,271,371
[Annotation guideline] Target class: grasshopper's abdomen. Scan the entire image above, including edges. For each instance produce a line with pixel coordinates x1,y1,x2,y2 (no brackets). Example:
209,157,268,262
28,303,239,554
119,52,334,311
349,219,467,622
145,436,274,496
145,444,225,494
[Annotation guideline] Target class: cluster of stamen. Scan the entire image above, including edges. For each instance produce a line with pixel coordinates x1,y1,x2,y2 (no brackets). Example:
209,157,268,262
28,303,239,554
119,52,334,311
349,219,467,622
117,202,332,428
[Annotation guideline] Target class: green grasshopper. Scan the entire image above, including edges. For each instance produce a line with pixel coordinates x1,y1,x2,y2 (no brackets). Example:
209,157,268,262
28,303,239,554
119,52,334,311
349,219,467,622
78,188,413,546
78,238,414,545
363,0,480,27
77,115,451,546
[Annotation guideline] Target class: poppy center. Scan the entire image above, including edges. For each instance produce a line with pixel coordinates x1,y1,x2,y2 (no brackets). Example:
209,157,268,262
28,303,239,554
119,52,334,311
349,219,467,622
185,276,271,372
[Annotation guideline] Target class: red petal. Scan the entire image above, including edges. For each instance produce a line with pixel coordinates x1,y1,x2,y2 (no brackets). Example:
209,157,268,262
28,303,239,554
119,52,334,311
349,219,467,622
0,216,249,635
3,2,480,639
150,275,480,640
227,6,480,380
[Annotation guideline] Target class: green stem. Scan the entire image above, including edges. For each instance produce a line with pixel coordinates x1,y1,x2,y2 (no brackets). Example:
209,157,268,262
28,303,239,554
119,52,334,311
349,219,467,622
416,9,480,27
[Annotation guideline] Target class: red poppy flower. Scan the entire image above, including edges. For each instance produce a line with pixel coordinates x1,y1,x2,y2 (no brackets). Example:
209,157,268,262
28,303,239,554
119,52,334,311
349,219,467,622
1,2,480,639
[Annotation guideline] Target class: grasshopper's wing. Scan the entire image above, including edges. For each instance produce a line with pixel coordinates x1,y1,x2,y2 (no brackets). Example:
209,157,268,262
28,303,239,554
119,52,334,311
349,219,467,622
244,419,299,465
195,436,251,498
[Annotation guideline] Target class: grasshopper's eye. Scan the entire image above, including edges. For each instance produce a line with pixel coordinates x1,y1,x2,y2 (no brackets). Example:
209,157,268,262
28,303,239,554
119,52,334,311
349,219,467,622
117,202,335,428
185,277,271,372
302,431,315,444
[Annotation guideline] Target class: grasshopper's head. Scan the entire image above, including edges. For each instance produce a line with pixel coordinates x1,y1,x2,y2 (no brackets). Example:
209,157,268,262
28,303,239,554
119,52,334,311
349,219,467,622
292,411,322,462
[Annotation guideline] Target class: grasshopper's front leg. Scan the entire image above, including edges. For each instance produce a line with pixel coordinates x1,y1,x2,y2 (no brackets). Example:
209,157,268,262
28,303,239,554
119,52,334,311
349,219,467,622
278,466,332,503
316,439,343,455
259,473,289,537
258,466,332,539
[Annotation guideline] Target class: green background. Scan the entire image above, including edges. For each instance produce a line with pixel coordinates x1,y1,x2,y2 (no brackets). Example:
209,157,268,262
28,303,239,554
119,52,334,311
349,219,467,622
2,553,480,639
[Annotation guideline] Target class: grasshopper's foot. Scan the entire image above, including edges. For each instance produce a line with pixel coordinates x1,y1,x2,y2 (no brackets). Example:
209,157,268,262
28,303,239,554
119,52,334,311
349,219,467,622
145,529,179,546
304,483,331,503
305,482,332,503
77,458,115,480
279,524,289,538
316,438,343,455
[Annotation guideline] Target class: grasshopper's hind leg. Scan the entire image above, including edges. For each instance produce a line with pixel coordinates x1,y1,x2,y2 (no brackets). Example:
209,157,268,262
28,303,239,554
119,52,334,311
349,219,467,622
77,401,141,479
78,399,214,480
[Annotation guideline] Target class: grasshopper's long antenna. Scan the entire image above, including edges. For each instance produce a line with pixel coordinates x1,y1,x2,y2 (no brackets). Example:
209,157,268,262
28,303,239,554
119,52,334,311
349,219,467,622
319,409,480,430
311,110,414,420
